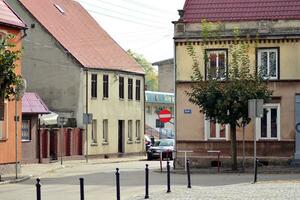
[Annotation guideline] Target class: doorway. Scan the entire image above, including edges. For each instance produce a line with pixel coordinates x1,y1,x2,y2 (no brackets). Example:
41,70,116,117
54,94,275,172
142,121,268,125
118,120,124,153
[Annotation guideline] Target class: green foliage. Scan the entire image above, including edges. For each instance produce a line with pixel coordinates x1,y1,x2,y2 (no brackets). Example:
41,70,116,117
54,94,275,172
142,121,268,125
127,49,158,91
0,34,22,100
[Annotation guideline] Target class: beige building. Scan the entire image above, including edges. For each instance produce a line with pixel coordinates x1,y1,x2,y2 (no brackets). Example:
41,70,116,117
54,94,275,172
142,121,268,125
174,0,300,167
153,59,175,93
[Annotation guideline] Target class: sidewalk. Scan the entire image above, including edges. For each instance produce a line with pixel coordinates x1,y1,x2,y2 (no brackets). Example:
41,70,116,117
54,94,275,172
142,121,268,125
129,181,300,200
0,155,145,185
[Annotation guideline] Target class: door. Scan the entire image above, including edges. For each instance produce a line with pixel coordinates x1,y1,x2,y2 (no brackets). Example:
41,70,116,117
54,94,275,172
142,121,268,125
295,95,300,159
118,120,124,153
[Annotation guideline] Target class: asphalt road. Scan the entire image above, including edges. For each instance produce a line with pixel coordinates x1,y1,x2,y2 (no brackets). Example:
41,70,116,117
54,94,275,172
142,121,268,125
1,160,300,200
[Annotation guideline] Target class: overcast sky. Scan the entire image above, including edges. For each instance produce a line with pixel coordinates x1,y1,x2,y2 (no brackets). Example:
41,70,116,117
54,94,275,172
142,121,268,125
77,0,185,63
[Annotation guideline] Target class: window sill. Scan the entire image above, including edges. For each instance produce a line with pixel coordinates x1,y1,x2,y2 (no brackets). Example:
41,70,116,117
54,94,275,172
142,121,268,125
91,97,97,100
128,99,133,101
91,142,98,146
207,138,227,141
135,140,141,144
22,140,32,143
127,140,133,144
258,138,279,141
0,138,8,142
102,97,109,100
102,141,109,145
119,98,124,101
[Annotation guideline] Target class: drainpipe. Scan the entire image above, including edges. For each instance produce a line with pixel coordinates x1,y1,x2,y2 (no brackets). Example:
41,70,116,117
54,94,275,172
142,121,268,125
84,68,89,163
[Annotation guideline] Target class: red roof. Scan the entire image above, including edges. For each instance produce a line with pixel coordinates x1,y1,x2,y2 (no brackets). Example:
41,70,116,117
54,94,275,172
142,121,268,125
183,0,300,22
19,0,144,74
22,92,50,114
0,0,25,29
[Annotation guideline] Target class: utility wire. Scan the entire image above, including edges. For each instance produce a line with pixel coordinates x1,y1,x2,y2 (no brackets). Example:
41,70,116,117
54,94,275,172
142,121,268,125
77,0,171,21
87,9,169,29
120,0,175,15
79,0,166,25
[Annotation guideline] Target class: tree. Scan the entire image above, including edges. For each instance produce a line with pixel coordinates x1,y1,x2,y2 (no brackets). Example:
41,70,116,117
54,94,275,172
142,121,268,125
0,34,22,100
186,22,272,170
127,49,158,91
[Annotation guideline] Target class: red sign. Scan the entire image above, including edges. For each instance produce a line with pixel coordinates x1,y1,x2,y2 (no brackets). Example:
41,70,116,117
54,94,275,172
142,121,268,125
159,109,172,123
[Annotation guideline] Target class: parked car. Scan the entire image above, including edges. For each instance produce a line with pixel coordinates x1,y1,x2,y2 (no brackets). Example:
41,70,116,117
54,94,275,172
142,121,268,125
147,139,174,160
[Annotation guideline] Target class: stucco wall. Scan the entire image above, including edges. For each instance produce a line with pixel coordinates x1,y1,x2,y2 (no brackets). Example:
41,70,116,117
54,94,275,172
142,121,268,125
176,40,300,81
21,115,38,163
8,0,84,126
86,71,145,155
158,63,175,93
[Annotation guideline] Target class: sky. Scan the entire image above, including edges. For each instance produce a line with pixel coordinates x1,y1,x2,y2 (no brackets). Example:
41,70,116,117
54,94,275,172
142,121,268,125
76,0,185,63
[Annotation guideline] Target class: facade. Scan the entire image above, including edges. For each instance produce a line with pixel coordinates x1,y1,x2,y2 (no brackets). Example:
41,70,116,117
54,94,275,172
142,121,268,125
8,0,145,158
145,91,175,139
152,58,175,93
0,0,26,172
174,0,300,167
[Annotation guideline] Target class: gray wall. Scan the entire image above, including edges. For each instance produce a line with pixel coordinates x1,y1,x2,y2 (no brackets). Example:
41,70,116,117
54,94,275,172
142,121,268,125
8,0,84,127
158,61,174,93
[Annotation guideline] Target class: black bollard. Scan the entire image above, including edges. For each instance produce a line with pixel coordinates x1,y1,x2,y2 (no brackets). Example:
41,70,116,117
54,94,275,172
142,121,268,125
116,168,120,200
167,161,171,193
254,158,258,183
79,178,84,200
145,164,149,199
36,178,41,200
187,159,191,188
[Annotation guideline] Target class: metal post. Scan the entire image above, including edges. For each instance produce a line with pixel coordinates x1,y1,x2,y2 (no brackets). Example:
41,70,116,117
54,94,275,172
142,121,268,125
116,168,120,200
60,122,63,165
254,117,257,183
36,178,41,200
184,152,187,171
217,152,220,173
166,161,171,193
85,69,89,163
145,164,149,199
187,159,191,188
79,178,84,200
160,152,162,173
242,123,245,171
254,159,258,183
15,99,18,179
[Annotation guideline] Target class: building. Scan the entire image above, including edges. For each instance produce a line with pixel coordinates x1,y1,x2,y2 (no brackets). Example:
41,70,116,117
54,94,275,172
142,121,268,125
174,0,300,167
152,58,175,93
0,0,26,172
145,91,175,139
8,0,145,158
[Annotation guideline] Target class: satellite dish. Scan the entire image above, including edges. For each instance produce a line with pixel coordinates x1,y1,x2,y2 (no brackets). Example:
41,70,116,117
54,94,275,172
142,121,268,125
15,78,27,100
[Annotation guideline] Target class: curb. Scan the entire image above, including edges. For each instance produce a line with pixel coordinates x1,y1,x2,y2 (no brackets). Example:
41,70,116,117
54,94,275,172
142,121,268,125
0,175,31,185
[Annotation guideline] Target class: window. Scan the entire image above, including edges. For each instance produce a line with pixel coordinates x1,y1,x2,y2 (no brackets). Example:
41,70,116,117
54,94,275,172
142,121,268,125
257,48,279,80
103,119,108,143
91,74,97,98
103,75,109,98
136,80,141,101
146,106,152,114
22,119,31,141
136,120,141,141
128,78,133,100
128,120,133,141
92,119,97,143
257,104,280,140
204,118,228,139
119,77,124,99
206,50,227,80
0,100,7,140
156,119,164,128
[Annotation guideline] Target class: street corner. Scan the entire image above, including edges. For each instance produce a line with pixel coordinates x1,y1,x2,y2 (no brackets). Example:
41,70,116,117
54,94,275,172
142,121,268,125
0,175,32,185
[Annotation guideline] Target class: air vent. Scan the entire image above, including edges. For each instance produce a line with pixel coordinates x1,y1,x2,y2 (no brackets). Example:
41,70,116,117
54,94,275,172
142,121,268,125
54,4,65,14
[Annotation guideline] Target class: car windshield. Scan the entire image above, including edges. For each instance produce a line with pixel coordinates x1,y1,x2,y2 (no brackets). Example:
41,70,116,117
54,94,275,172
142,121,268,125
153,141,160,147
158,140,173,147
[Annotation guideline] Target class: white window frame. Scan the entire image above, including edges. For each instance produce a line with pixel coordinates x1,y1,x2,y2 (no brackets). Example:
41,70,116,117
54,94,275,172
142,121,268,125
136,120,141,141
91,119,97,143
206,50,227,80
257,48,279,80
256,103,280,140
204,118,230,140
128,120,133,141
22,119,31,141
102,119,108,144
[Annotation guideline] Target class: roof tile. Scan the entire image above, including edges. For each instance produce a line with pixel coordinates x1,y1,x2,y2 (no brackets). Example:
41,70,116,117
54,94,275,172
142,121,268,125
183,0,300,22
22,92,50,114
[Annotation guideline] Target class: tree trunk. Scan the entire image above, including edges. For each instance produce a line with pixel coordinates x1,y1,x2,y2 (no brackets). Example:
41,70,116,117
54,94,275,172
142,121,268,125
230,124,237,170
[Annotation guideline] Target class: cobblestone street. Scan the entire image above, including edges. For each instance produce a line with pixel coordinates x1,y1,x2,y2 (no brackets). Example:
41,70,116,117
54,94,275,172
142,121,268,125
130,181,300,200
